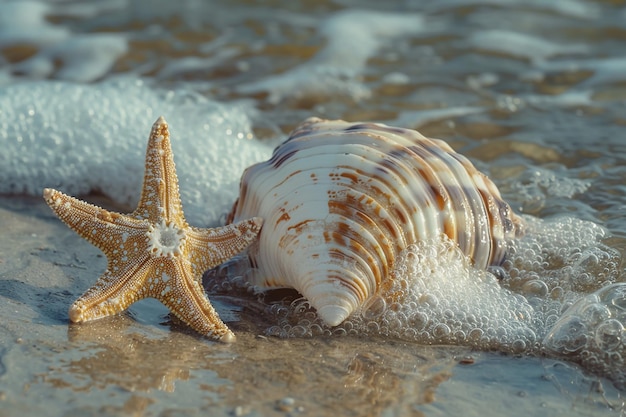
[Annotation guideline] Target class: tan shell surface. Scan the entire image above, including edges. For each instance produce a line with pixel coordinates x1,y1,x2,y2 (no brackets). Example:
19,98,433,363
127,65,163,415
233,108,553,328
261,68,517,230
229,118,523,326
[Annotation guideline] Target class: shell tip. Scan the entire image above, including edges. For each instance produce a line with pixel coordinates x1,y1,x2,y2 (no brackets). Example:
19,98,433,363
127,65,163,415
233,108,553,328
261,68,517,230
317,305,350,327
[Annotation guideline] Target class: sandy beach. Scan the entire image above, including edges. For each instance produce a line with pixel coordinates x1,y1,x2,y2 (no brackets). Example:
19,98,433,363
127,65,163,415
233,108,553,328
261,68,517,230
0,194,623,416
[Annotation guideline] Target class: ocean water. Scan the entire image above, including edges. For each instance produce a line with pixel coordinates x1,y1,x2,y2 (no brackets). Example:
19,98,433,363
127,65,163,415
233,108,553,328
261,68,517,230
1,0,626,415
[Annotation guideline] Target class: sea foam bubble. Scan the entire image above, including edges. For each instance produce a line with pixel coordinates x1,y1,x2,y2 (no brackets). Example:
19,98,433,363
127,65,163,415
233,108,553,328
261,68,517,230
0,79,272,226
544,283,626,389
208,214,624,387
237,9,428,103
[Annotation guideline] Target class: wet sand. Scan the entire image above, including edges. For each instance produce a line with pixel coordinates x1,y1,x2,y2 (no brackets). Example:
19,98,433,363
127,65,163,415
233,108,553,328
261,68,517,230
0,194,623,417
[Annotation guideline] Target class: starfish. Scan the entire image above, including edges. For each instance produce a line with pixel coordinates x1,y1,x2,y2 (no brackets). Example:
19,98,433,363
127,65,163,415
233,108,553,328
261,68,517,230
43,116,262,342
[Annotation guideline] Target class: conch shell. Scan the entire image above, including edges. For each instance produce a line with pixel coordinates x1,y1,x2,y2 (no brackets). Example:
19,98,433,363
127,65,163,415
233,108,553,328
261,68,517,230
228,118,523,326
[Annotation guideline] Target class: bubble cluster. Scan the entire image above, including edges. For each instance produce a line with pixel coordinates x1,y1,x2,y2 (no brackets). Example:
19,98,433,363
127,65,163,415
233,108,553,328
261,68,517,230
0,80,270,227
261,237,539,354
502,216,620,298
508,166,591,214
543,283,626,389
208,215,624,386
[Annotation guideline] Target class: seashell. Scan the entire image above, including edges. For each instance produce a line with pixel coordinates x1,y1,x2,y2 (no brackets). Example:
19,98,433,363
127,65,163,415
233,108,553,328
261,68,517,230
227,118,523,327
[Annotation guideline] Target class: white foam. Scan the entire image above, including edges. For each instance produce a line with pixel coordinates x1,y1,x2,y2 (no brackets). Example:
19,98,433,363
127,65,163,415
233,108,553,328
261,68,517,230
381,72,411,85
468,30,588,63
523,167,591,199
507,166,592,214
156,49,239,81
523,90,593,107
52,0,127,19
0,0,130,83
0,78,272,226
237,10,427,103
393,107,484,128
14,34,128,82
426,0,601,19
503,216,616,297
543,283,626,389
214,215,623,386
0,1,69,47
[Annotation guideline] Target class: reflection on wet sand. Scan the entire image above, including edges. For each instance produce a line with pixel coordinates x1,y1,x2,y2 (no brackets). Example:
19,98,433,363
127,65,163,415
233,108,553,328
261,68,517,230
1,197,622,416
64,325,193,393
56,315,461,416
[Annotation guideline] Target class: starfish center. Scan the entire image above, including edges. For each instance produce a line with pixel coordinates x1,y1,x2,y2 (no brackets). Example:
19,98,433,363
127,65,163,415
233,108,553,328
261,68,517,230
147,220,186,258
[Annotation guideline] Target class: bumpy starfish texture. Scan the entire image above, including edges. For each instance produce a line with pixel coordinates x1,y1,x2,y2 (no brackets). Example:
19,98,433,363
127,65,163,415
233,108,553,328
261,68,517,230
43,116,262,342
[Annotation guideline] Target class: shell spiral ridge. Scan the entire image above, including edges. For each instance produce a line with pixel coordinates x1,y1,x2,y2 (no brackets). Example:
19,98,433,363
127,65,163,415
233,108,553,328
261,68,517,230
228,117,523,326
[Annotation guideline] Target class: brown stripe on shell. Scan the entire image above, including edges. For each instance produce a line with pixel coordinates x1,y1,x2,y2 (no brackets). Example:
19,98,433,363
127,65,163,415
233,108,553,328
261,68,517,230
228,118,523,327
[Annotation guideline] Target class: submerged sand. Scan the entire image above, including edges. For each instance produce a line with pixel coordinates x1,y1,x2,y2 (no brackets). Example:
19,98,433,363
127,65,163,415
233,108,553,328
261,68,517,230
0,194,623,417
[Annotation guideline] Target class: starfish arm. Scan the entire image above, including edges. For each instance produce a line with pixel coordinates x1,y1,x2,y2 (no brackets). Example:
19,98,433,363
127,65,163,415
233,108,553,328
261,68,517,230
69,256,152,323
134,116,185,226
187,217,263,276
155,260,235,342
43,118,252,340
43,188,146,257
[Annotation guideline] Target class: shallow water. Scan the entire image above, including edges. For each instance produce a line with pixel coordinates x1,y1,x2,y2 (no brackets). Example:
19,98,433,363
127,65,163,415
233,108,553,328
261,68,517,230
1,0,626,415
